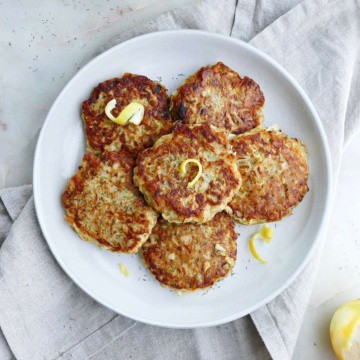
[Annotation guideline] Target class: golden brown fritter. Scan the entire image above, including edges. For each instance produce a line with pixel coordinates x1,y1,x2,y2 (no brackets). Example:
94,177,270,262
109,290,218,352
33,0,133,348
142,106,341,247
82,73,173,158
141,212,237,291
226,127,309,224
134,123,242,224
170,62,264,134
62,151,158,253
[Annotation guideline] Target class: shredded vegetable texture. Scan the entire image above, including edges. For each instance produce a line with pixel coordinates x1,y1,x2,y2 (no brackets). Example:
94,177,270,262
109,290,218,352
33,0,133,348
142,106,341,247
249,225,274,263
179,159,203,187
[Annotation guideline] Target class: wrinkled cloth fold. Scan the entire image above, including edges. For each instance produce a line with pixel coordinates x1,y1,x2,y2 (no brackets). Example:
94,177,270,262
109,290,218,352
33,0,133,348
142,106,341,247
1,0,360,359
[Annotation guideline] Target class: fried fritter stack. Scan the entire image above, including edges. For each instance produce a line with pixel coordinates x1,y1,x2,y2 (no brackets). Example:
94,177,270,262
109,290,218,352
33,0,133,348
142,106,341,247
62,63,309,292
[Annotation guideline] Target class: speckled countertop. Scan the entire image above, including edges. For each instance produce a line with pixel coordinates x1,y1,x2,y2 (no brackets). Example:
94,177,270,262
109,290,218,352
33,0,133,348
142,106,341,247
1,1,359,359
0,0,190,187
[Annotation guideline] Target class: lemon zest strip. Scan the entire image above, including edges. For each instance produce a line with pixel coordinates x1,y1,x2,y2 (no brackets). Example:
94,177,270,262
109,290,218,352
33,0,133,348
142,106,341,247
105,100,144,125
249,225,274,263
249,233,267,263
118,263,129,277
179,159,203,188
261,225,274,243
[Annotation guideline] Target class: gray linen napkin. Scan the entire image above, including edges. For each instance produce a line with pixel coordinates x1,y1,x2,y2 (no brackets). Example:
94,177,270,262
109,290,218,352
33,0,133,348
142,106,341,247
1,0,360,359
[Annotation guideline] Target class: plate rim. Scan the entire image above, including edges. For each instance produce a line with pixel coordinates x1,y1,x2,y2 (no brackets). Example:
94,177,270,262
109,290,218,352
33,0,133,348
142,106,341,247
33,29,332,329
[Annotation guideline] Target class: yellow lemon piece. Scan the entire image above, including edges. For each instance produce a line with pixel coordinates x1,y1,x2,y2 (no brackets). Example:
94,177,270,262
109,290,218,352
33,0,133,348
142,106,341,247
104,99,126,124
330,299,360,360
118,263,129,277
124,102,145,125
249,232,267,263
261,225,274,243
179,159,203,188
105,100,144,125
249,225,274,263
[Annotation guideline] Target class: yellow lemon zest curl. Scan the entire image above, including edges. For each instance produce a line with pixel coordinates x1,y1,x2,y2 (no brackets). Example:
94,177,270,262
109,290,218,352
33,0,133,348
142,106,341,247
249,225,274,263
179,159,203,188
105,100,144,125
261,225,274,243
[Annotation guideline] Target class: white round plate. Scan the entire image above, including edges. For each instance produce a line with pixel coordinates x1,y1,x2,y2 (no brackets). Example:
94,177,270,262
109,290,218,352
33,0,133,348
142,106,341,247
34,30,331,328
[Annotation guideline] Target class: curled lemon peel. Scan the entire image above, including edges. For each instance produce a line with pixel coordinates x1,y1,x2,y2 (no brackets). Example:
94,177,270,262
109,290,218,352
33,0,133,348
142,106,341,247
105,100,144,125
330,299,360,360
118,263,129,277
249,233,267,263
179,159,203,188
249,225,274,263
261,225,274,243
